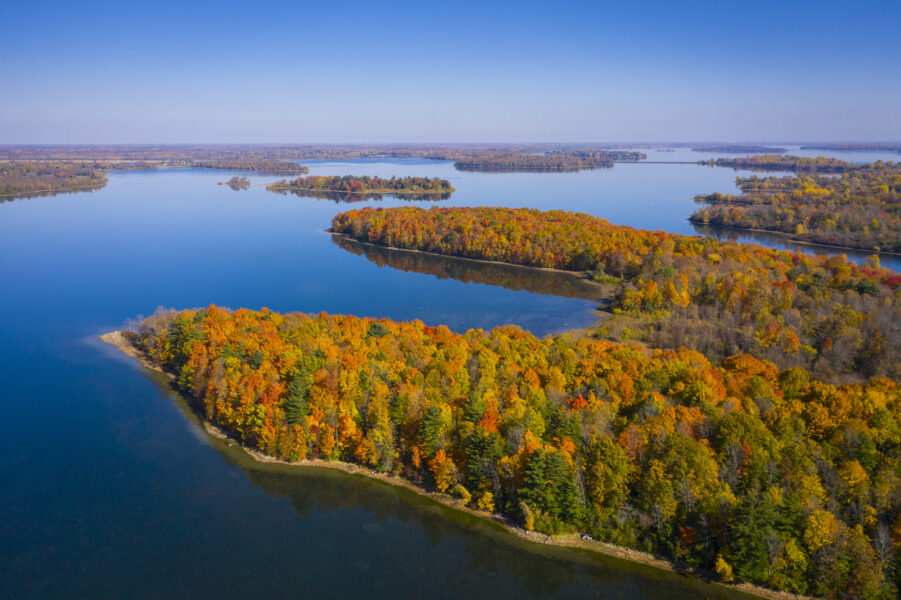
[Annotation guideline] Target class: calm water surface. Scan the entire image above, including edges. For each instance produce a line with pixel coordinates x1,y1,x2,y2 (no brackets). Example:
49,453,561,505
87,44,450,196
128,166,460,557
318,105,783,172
1,153,897,598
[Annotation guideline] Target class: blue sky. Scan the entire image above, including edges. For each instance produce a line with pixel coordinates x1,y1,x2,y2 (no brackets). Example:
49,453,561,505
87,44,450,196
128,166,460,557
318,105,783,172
1,0,899,143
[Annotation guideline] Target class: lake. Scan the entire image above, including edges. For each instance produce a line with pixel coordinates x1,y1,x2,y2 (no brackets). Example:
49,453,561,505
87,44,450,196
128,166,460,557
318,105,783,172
1,150,897,598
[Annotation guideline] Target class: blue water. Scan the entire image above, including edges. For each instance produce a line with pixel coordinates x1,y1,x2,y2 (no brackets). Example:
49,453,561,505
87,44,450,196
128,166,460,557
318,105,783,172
1,153,897,599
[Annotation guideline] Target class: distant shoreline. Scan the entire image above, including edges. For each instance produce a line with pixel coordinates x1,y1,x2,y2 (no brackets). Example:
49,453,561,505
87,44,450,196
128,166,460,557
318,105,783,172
99,329,810,600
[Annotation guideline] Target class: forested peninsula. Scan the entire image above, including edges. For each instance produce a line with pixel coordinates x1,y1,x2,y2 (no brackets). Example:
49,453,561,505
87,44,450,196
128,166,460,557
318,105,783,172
454,151,645,172
114,304,900,599
332,206,901,381
266,175,455,201
0,162,108,199
692,162,901,253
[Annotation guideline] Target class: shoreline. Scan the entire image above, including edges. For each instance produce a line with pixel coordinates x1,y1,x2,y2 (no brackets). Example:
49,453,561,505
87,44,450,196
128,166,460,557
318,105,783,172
0,183,107,199
99,329,812,600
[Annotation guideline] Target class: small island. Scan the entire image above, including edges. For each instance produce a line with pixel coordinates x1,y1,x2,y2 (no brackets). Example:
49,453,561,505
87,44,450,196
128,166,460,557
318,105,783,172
219,175,251,189
454,150,645,173
691,161,901,252
266,175,455,201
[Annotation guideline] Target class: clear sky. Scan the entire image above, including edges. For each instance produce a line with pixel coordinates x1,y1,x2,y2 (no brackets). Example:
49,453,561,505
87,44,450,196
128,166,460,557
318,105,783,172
1,0,899,143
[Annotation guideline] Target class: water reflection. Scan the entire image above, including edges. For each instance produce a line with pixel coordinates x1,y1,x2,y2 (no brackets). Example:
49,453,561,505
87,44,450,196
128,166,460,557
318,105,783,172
0,185,105,202
188,395,756,600
332,235,606,302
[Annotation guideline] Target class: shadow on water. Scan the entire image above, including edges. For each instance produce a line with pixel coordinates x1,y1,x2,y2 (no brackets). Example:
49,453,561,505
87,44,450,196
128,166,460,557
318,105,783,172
332,235,607,302
140,364,757,600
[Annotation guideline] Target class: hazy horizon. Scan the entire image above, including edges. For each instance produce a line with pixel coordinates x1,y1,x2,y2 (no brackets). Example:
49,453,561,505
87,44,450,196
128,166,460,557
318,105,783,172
2,0,900,143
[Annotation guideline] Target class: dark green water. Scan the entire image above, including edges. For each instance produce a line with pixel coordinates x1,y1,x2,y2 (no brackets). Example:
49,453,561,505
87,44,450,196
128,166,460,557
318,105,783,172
2,151,897,598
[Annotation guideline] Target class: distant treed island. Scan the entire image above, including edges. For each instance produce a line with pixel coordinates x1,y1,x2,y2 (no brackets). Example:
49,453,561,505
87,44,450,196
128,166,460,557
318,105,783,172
697,154,872,173
125,303,899,599
454,150,646,172
266,175,455,202
692,160,901,252
332,206,901,381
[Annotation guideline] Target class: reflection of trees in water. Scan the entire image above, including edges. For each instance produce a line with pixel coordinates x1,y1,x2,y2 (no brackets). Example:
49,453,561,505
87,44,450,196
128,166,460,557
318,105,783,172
333,235,605,302
269,188,452,203
0,185,105,203
220,450,748,600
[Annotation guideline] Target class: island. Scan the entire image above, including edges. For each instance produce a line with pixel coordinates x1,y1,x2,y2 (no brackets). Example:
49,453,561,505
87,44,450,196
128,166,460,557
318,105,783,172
332,206,900,380
266,175,455,201
104,302,897,600
691,161,901,252
454,150,646,172
698,154,864,173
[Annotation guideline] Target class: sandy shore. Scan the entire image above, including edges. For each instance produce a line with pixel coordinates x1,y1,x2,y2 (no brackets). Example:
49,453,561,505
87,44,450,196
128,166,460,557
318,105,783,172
99,329,813,600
